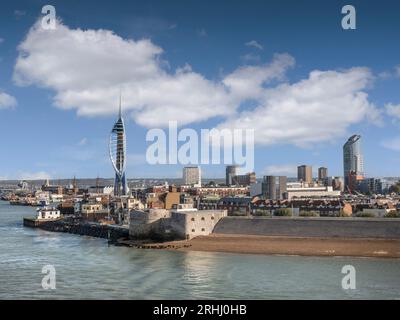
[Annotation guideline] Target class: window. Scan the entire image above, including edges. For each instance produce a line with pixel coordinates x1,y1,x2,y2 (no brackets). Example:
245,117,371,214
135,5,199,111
191,217,195,221
201,228,205,232
191,229,195,232
201,217,205,221
211,216,215,220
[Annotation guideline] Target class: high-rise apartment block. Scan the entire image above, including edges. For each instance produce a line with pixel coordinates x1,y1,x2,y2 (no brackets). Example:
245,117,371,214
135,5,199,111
226,165,238,186
318,167,328,181
262,176,287,200
297,165,312,184
343,134,364,190
183,166,201,186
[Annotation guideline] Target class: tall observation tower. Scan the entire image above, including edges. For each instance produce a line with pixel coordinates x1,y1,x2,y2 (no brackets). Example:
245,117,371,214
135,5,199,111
109,96,128,196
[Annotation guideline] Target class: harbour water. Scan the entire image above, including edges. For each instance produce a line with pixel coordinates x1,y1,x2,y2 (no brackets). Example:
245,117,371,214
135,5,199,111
1,200,399,299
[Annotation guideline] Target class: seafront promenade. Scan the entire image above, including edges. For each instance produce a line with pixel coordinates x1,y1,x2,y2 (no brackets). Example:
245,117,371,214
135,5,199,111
26,215,400,258
213,216,400,239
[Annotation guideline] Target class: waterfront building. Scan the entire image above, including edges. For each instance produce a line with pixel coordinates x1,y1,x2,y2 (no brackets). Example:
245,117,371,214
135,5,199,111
217,196,253,216
331,177,344,192
343,134,364,191
262,176,287,200
109,97,128,196
182,166,201,186
161,186,181,209
197,195,220,210
81,203,110,221
226,165,237,186
145,185,181,209
36,207,61,220
251,199,353,217
286,185,340,200
232,172,256,186
297,165,313,185
195,186,249,197
357,178,383,195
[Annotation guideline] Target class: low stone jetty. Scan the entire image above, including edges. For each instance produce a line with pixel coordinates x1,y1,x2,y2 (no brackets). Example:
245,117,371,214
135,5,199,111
116,238,192,250
27,219,129,243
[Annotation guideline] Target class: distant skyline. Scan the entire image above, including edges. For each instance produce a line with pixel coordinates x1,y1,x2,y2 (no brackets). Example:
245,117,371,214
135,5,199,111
2,0,400,180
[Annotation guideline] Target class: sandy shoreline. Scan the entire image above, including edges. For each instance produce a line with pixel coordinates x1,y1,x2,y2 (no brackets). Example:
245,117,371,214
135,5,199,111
125,234,400,258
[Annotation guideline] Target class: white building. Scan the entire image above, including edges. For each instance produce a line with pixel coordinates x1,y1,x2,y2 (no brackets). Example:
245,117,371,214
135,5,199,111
183,166,201,187
36,207,61,220
87,185,114,195
286,185,341,200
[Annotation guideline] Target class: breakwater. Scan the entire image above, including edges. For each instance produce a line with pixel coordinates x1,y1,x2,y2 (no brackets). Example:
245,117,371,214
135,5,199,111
213,216,400,239
31,219,129,242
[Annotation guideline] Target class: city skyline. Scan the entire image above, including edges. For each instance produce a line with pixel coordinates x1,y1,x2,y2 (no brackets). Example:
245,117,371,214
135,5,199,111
2,0,400,180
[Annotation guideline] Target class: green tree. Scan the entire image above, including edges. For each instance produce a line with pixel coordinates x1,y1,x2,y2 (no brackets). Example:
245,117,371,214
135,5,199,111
274,208,292,217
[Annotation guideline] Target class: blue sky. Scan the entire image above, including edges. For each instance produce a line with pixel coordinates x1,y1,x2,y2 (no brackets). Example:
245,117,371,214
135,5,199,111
1,0,400,180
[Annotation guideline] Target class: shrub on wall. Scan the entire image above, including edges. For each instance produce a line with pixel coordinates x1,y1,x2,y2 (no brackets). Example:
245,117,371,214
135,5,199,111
356,212,376,218
384,211,400,218
274,208,292,217
299,211,319,217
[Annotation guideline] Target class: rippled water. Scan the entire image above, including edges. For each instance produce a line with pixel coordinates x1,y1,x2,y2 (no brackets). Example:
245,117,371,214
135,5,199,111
0,200,399,299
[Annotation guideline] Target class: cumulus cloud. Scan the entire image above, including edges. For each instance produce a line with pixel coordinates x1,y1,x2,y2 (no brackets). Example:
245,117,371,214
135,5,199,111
0,91,17,109
223,53,295,101
14,20,381,148
385,103,400,119
78,137,88,146
13,20,293,128
218,67,382,147
381,137,400,151
17,171,51,180
14,21,234,127
245,40,263,50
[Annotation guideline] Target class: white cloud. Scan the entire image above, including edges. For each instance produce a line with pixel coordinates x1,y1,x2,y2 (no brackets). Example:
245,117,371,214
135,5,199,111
245,40,263,50
0,38,4,44
78,137,88,146
381,137,400,151
378,65,400,79
263,164,297,176
14,20,238,127
218,67,382,147
240,53,261,63
14,20,381,148
385,103,400,119
197,28,207,37
17,171,51,180
395,65,400,77
0,91,17,109
223,53,295,101
14,10,26,19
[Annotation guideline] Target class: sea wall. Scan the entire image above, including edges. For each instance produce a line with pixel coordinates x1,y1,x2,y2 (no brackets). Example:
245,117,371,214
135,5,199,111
213,216,400,239
34,220,129,242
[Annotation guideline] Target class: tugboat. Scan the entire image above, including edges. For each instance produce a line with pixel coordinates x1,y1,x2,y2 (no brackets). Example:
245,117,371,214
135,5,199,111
23,206,62,227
